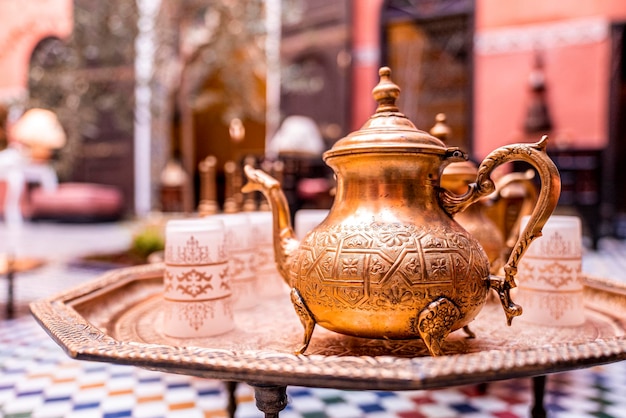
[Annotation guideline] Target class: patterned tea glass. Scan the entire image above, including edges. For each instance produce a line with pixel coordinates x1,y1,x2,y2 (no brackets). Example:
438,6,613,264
213,213,258,309
247,211,287,297
515,215,585,326
163,218,234,338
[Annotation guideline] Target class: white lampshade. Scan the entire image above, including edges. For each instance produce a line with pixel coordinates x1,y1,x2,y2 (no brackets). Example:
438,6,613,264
10,108,67,149
266,115,325,158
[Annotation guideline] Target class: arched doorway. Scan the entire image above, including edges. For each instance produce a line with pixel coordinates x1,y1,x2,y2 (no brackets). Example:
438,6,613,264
27,0,139,216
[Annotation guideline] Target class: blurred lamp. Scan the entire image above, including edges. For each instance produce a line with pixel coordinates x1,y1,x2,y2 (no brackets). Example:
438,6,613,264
266,115,325,158
10,108,67,162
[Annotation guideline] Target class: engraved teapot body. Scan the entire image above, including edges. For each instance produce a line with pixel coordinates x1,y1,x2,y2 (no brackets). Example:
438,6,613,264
243,67,561,356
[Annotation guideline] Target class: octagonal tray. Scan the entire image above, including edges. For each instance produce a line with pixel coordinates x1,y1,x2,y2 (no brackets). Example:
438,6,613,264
30,263,626,390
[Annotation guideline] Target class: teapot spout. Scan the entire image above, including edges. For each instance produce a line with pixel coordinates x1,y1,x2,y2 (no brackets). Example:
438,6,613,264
242,165,299,286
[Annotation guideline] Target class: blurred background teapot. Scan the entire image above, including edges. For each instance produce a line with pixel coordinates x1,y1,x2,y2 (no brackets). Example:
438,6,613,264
434,113,539,275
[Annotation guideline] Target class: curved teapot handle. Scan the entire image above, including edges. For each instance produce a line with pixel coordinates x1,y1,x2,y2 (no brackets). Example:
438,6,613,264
491,169,538,251
440,135,561,325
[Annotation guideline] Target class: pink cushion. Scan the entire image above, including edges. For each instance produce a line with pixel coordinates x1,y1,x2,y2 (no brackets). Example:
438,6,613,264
30,182,123,220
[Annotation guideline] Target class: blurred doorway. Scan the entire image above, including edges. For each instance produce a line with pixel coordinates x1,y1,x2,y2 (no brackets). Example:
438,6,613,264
280,0,352,149
381,0,474,153
608,23,626,237
28,11,137,216
191,71,266,208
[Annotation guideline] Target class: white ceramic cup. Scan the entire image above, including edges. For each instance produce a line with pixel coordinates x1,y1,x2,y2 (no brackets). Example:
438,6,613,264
515,215,585,326
247,211,288,296
294,209,329,240
163,218,234,338
213,213,258,309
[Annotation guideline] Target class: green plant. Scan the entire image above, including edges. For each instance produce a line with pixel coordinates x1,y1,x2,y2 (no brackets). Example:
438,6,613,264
130,227,165,259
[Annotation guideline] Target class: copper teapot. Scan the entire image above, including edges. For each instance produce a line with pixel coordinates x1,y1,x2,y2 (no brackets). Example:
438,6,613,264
243,67,561,356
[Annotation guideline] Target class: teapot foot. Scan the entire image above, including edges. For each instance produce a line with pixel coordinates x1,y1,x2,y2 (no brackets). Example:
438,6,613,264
489,275,523,325
462,325,476,339
290,287,316,355
416,297,460,356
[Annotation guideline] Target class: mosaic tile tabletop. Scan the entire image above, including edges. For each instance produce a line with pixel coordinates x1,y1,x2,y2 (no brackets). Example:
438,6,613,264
1,315,626,417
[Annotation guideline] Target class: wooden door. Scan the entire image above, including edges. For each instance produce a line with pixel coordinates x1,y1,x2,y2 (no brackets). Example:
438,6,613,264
607,23,626,237
28,0,138,216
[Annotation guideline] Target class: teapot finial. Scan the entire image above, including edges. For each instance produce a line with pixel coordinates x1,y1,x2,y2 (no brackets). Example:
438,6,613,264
430,113,452,142
372,67,400,113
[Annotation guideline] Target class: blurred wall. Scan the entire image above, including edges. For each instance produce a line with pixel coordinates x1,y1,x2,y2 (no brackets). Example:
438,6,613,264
474,0,626,159
0,0,72,102
351,0,385,131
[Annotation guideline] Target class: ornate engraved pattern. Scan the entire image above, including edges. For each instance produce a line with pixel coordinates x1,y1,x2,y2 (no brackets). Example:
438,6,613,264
515,289,583,321
28,265,626,391
181,302,213,330
164,263,230,300
165,235,225,265
294,221,489,314
529,230,581,259
475,17,608,55
164,268,213,298
536,261,577,288
540,232,569,257
165,298,232,331
538,293,572,321
231,253,246,278
379,282,412,306
518,259,582,290
219,266,231,291
416,298,460,337
256,246,272,266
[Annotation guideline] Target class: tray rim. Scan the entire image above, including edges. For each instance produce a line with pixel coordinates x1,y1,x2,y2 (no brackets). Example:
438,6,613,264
29,263,626,391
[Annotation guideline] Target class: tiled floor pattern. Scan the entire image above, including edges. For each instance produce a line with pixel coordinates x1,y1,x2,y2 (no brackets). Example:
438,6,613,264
582,237,626,283
1,315,625,418
1,221,626,417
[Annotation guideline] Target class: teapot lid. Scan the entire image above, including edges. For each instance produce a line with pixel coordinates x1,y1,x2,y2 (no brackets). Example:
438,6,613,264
324,67,451,160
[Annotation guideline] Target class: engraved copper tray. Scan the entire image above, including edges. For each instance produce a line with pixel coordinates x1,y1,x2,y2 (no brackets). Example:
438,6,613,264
30,264,626,390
